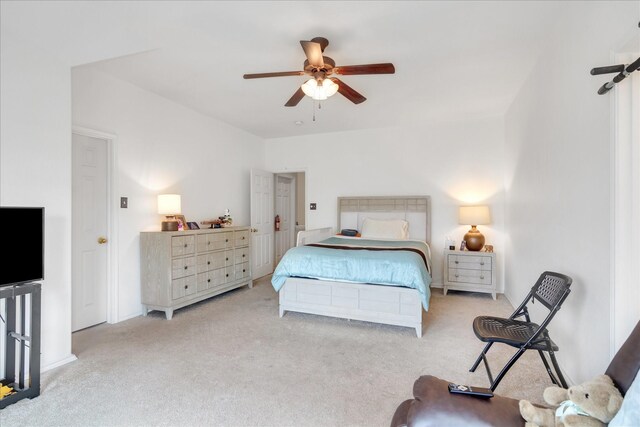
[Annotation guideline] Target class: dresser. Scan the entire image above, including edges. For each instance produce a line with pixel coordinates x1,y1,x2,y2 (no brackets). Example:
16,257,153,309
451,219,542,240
443,249,496,299
140,226,252,319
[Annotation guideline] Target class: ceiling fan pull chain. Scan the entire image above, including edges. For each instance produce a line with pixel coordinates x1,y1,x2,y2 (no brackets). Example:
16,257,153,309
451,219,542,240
313,100,316,121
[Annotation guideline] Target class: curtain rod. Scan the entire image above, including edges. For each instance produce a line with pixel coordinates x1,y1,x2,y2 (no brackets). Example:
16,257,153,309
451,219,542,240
591,57,640,95
590,21,640,95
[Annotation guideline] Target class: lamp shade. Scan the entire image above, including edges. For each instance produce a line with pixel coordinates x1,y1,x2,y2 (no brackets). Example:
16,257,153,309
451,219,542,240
157,194,181,215
459,205,490,226
301,78,339,100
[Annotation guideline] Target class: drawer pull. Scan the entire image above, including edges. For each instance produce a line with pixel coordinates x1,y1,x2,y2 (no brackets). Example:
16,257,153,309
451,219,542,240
243,269,246,273
480,262,485,265
184,244,187,248
208,241,211,245
184,266,188,270
226,257,229,261
207,279,211,283
242,236,245,240
242,254,245,258
226,273,229,277
225,239,229,243
455,260,459,264
455,274,459,278
207,261,210,265
184,285,188,289
480,276,485,280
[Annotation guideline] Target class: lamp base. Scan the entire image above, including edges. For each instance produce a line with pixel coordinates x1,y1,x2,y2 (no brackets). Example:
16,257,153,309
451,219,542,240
161,220,178,232
464,226,485,251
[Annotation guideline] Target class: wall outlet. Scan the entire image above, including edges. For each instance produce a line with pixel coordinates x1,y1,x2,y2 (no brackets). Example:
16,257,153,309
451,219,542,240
120,197,128,208
310,203,317,210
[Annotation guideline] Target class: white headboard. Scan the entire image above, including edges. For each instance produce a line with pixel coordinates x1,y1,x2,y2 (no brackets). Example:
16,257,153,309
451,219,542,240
338,196,431,244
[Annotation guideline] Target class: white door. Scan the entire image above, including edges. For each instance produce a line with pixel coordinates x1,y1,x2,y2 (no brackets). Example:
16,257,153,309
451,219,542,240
72,134,109,331
251,169,274,279
275,175,294,264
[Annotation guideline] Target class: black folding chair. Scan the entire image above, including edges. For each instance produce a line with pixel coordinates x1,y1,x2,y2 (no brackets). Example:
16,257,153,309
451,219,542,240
469,271,572,391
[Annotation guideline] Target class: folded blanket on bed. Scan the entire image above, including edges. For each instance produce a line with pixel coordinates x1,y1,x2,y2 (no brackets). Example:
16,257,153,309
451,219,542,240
271,237,432,310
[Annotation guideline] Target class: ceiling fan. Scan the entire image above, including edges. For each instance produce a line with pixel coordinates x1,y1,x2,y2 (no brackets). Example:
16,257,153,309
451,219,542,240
243,37,395,107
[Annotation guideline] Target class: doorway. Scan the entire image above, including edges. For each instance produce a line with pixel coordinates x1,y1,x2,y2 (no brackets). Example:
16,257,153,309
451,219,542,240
250,170,306,279
71,128,116,331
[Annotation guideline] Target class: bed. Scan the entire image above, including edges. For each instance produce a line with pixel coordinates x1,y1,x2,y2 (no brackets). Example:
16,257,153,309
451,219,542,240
271,196,432,337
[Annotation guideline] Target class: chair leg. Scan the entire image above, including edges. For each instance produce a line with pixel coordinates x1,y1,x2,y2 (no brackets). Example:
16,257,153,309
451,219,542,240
536,349,568,388
548,349,568,389
489,347,526,391
537,350,559,386
470,342,494,372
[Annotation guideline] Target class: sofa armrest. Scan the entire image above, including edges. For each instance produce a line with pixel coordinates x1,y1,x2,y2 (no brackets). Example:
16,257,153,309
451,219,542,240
391,376,525,427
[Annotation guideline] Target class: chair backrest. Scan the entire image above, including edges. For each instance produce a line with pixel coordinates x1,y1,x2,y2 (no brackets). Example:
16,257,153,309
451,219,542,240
531,271,572,311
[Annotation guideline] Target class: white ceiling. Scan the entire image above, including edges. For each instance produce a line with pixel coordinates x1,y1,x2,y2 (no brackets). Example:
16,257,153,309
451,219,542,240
3,1,568,138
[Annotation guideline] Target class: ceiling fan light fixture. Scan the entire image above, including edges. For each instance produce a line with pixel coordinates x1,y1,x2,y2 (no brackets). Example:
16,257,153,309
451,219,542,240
301,78,338,101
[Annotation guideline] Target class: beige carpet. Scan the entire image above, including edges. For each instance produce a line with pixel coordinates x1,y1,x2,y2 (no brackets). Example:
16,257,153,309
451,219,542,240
0,277,554,426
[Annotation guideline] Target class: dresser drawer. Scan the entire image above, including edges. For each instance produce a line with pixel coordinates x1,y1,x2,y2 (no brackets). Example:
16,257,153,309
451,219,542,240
234,230,249,247
197,231,233,251
171,256,196,279
448,255,492,271
235,262,250,280
171,275,196,300
172,236,195,257
196,252,225,273
224,266,234,282
448,268,492,285
234,246,249,264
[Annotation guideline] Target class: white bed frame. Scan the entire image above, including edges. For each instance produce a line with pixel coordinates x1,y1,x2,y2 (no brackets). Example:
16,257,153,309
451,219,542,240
279,196,431,337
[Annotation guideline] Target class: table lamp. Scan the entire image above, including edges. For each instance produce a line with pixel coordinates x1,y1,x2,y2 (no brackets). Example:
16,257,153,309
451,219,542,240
459,205,490,251
158,194,181,231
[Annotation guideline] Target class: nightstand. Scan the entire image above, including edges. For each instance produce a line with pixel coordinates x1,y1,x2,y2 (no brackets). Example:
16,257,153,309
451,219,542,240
443,249,496,299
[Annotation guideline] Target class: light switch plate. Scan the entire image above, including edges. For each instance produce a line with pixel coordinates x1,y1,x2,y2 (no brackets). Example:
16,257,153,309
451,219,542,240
120,197,128,208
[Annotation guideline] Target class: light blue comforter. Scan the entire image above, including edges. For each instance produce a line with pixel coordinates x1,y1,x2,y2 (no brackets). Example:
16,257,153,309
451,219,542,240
271,237,431,310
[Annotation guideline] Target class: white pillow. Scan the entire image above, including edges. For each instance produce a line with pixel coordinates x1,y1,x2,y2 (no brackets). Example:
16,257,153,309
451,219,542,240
360,218,409,239
609,370,640,426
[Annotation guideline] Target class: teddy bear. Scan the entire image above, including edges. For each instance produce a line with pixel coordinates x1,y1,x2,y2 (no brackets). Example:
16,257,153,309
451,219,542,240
519,374,623,427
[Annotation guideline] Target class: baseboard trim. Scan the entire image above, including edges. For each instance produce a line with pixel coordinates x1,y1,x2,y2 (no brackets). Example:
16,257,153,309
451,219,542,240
42,354,77,372
115,311,143,323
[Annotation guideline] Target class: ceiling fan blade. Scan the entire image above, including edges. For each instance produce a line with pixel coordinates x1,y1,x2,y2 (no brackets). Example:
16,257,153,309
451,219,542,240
330,78,366,104
334,63,395,75
284,87,306,107
243,71,305,79
300,41,324,68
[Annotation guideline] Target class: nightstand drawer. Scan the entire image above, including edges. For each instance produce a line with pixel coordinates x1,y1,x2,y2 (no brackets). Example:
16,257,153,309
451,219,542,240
448,255,492,271
448,268,492,285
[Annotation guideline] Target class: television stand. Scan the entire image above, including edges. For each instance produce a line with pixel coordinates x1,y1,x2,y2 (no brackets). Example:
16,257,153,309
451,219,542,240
0,282,41,409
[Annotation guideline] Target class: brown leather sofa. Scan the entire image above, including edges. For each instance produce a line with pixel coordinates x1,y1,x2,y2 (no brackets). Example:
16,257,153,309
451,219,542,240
391,321,640,427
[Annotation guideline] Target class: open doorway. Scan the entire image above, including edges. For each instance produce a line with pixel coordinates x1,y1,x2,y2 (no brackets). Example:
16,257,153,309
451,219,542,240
250,169,306,280
274,172,306,265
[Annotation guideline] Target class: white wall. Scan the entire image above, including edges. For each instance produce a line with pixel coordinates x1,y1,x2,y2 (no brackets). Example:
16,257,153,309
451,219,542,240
72,67,265,321
0,35,75,369
504,1,640,383
265,119,506,289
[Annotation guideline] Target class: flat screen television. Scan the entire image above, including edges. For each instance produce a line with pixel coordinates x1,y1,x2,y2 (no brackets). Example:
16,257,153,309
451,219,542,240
0,207,44,287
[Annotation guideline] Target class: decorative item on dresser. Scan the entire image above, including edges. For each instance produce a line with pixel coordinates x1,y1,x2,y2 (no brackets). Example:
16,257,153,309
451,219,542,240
140,226,252,319
443,249,496,299
459,205,491,251
157,194,181,232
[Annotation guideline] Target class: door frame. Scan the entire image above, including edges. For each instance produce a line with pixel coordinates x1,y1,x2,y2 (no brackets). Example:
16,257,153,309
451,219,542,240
609,50,640,355
273,169,307,250
72,126,119,325
274,173,296,257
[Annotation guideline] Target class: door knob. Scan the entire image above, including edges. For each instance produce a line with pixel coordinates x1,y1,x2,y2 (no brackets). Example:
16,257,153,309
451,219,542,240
98,237,108,244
